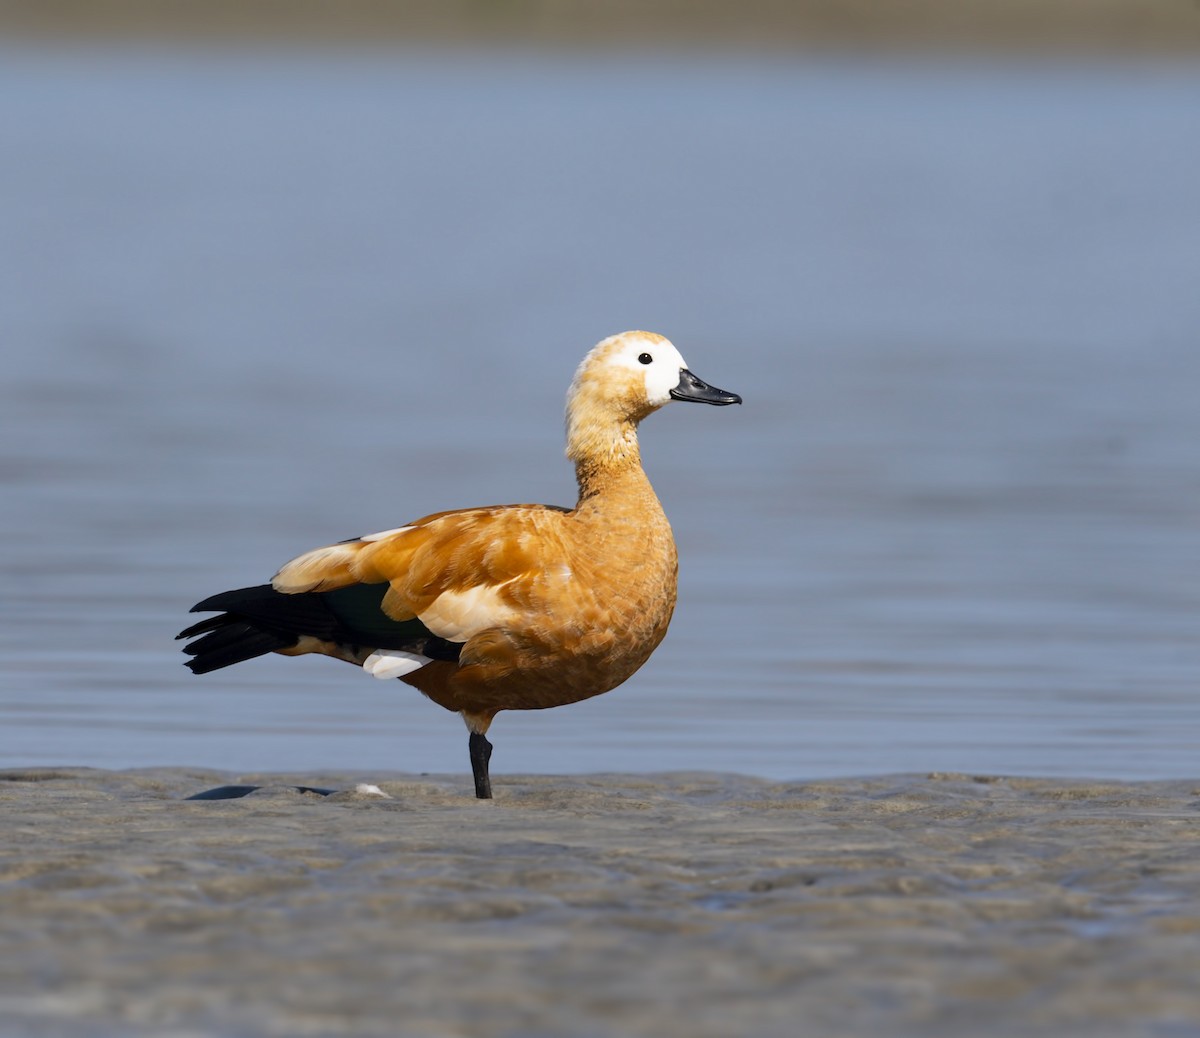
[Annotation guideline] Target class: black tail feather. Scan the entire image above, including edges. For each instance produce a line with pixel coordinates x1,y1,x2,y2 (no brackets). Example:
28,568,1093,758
182,622,295,674
179,581,462,677
179,584,313,675
189,585,335,631
181,619,284,658
176,613,229,641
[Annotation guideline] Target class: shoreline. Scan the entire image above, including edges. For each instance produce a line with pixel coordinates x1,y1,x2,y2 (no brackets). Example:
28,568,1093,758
3,1,1200,55
3,767,1198,1036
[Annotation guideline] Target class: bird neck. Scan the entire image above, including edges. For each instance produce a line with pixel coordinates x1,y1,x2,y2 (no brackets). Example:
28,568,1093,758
566,412,649,503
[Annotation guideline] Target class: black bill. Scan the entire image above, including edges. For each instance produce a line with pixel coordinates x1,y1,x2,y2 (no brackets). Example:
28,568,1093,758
669,368,742,406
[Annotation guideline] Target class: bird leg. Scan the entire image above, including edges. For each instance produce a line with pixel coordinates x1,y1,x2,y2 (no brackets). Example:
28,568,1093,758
469,731,493,799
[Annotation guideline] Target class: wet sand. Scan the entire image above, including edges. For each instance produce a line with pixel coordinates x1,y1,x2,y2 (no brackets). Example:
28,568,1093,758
2,768,1198,1037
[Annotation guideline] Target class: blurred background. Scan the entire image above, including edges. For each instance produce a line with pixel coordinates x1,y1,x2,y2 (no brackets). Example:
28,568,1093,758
1,3,1198,781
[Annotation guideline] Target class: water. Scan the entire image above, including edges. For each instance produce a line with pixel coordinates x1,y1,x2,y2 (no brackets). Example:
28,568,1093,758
1,45,1197,780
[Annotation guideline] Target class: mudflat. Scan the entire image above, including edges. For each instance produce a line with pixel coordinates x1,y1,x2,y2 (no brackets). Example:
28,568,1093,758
2,768,1198,1036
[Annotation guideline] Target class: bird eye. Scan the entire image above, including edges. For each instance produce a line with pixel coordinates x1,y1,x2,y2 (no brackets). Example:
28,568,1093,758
638,353,653,365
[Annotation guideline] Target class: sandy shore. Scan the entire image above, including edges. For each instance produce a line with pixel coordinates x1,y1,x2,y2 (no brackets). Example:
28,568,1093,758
6,0,1200,53
1,768,1198,1037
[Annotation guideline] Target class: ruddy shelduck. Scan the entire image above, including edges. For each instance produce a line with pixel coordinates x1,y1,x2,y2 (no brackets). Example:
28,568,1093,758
178,331,740,797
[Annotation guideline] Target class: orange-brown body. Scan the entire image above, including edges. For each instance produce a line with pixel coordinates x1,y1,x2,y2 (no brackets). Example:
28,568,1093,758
181,331,739,795
272,333,686,735
398,467,677,730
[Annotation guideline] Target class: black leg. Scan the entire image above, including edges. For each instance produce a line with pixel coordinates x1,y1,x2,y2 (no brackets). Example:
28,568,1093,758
469,731,493,800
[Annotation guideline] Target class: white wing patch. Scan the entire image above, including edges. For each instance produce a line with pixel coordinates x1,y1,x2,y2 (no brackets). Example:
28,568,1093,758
360,526,415,542
363,649,433,679
273,527,416,592
418,583,518,642
273,544,359,593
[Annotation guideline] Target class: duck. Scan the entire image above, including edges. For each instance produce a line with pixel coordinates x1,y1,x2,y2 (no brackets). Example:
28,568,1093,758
177,331,740,798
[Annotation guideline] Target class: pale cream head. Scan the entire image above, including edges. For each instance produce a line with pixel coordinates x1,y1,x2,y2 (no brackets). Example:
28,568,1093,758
564,331,740,471
568,331,686,418
564,331,684,465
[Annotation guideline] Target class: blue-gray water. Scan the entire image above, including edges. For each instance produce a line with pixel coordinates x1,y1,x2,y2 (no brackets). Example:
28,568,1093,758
1,46,1197,780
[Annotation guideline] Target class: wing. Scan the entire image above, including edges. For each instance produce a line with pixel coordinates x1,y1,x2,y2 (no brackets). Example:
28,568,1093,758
271,504,574,644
